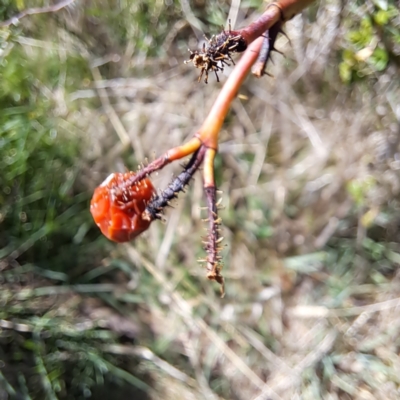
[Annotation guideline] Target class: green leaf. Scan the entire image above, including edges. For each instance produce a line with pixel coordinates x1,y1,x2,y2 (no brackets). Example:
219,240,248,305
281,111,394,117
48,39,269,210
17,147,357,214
374,10,390,25
370,47,389,71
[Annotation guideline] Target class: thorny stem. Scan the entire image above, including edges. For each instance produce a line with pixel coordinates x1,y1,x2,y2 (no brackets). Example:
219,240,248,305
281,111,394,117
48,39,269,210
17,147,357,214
252,20,284,78
122,137,201,188
144,146,206,220
204,187,224,285
102,0,316,294
237,0,305,44
197,0,315,149
202,148,225,296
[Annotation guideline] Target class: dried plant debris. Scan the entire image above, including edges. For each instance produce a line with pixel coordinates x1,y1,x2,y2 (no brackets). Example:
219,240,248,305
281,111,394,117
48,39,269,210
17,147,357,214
185,24,247,84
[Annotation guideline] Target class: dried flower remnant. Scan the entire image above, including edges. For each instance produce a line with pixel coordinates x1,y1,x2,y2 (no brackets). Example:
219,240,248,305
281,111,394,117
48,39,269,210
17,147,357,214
90,172,155,242
185,24,247,83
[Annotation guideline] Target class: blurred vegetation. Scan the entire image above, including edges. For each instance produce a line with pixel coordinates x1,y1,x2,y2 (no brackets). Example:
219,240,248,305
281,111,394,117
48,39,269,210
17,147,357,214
340,0,400,83
1,0,400,399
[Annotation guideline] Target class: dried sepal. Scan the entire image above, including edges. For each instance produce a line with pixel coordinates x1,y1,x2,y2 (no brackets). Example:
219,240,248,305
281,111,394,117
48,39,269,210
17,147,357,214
185,22,247,84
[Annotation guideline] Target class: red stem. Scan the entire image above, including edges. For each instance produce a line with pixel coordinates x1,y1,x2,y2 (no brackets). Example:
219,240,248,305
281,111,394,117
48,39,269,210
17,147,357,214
197,35,265,149
197,5,282,149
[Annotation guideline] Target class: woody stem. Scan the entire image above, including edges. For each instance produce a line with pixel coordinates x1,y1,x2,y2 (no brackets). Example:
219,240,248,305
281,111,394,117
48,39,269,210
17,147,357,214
197,40,263,149
122,137,202,188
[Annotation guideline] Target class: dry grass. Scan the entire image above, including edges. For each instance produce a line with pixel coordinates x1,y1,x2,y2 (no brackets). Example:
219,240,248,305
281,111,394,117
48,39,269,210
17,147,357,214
2,0,400,399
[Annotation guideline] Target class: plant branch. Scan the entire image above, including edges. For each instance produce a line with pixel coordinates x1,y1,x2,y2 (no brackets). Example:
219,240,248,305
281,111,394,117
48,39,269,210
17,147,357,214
196,36,265,149
91,0,317,294
252,20,285,77
202,148,225,295
144,146,206,221
197,0,316,148
121,137,202,189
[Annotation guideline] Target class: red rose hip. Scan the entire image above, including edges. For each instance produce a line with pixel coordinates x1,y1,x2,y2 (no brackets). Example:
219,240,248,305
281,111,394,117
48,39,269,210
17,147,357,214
90,172,155,242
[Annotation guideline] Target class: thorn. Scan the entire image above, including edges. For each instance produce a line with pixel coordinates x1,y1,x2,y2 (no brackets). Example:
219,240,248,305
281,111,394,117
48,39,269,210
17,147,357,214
272,48,284,56
269,54,275,65
201,218,210,222
279,28,290,42
216,237,224,244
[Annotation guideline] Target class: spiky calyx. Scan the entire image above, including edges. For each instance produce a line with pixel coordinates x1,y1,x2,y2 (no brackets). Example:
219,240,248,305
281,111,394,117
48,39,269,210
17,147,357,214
185,26,247,84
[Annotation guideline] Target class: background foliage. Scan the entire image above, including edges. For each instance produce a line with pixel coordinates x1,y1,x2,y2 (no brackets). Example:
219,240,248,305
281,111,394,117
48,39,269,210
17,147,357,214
1,0,400,399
